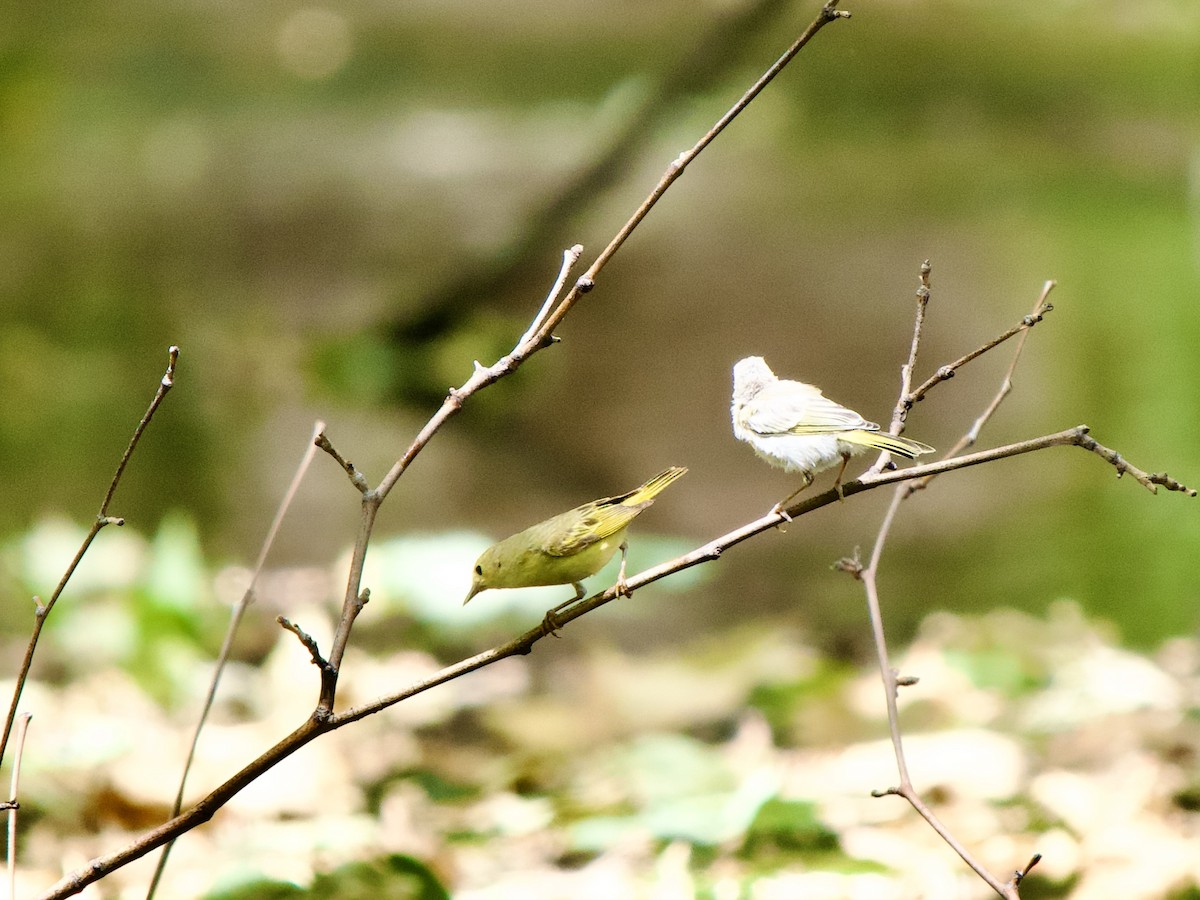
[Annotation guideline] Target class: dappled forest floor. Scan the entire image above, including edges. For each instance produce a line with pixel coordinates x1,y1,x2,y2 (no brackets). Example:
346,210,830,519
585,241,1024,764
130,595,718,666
8,572,1199,899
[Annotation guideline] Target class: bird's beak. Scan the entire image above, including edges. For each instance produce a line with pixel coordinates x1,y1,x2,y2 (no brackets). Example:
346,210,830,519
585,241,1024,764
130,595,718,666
463,581,482,606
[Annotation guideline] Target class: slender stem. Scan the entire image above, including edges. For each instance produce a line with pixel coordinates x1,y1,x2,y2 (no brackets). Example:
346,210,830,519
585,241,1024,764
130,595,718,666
873,260,932,474
529,2,850,348
909,288,1053,405
0,346,179,769
6,714,31,900
145,420,326,899
858,280,1065,899
319,494,381,712
519,244,584,346
861,492,910,784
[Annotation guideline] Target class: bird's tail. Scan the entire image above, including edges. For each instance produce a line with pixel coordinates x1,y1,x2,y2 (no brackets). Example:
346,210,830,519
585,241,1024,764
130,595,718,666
621,466,689,506
842,431,935,459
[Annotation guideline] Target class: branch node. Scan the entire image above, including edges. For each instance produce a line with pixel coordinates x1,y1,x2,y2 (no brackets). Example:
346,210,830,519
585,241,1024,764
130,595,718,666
162,345,180,388
1014,853,1043,885
937,365,954,380
315,430,370,492
915,286,930,302
277,616,328,669
895,674,920,687
1149,472,1197,497
576,276,595,293
871,786,901,798
833,550,863,579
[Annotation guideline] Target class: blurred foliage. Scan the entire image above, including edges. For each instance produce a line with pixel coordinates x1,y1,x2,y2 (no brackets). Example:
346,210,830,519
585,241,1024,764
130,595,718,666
739,797,840,858
1,513,227,706
9,582,1199,895
206,854,450,900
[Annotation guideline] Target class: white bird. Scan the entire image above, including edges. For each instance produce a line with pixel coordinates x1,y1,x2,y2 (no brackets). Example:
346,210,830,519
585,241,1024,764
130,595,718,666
731,356,933,510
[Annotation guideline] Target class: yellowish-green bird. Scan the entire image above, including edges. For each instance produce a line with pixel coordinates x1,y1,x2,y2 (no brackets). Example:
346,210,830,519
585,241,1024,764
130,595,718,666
463,466,688,606
732,356,933,506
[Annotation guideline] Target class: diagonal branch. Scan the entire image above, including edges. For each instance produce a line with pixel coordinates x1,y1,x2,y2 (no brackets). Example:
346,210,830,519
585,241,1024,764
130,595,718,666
0,346,180,769
144,419,326,899
909,287,1054,406
527,2,851,350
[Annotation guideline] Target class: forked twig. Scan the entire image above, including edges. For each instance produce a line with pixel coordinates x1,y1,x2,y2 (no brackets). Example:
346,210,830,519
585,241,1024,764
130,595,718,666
317,0,853,726
855,271,1082,898
277,617,328,669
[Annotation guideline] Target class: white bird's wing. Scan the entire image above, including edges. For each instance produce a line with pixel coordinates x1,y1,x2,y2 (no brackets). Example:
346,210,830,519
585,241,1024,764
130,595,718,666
744,380,876,436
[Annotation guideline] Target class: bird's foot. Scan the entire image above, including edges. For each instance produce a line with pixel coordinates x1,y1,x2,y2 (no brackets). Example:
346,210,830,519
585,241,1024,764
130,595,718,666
541,609,565,638
542,583,586,637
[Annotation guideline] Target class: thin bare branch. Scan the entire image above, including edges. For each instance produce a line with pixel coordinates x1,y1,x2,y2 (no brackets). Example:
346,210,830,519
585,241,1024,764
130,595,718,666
100,346,179,516
527,2,851,350
871,260,933,475
858,281,1063,899
909,287,1054,405
315,429,369,494
906,280,1056,496
889,259,932,433
1011,854,1042,888
145,420,327,899
278,617,327,669
6,714,31,900
519,244,584,345
371,3,851,505
1077,435,1196,495
0,346,180,769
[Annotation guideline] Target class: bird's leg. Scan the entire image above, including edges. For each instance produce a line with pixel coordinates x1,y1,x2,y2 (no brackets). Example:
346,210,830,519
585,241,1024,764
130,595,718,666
542,582,586,637
614,540,631,597
833,453,851,501
771,472,814,521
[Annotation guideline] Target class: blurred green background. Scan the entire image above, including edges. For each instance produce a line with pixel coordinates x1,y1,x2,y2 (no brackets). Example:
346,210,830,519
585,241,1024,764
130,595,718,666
2,0,1197,653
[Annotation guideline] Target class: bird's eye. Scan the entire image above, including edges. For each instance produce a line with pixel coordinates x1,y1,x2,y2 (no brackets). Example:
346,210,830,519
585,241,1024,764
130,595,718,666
475,565,483,575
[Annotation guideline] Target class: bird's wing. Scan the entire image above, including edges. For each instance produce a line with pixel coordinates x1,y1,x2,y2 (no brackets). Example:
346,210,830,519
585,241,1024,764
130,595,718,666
540,500,651,557
744,381,875,436
539,467,685,556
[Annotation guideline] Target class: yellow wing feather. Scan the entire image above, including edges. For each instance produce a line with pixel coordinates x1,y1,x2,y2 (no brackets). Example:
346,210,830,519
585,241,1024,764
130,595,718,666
541,466,687,556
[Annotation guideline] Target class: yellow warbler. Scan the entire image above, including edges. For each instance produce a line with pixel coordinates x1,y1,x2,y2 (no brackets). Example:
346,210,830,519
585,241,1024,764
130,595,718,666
731,356,932,505
463,466,687,605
